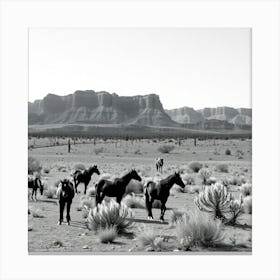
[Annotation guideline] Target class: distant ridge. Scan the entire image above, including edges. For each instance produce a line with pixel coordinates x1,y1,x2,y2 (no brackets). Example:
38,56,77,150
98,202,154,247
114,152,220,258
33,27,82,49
28,90,251,134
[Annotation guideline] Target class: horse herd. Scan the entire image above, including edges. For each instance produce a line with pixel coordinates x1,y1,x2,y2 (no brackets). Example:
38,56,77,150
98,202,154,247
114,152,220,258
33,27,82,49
28,157,186,225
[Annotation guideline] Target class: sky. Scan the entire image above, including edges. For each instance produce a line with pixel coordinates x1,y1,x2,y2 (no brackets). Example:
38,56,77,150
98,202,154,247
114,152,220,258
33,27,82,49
29,28,251,110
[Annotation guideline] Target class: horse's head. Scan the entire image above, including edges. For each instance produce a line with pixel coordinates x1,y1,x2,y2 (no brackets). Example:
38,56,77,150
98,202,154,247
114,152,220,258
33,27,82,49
173,172,185,189
60,179,71,198
130,169,142,182
90,165,100,175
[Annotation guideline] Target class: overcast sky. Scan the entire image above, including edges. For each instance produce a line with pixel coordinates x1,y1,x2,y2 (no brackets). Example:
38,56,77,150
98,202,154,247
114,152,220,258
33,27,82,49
29,28,251,110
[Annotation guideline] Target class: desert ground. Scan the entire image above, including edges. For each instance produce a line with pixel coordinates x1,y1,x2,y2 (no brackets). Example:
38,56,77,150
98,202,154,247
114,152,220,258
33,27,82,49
28,137,252,254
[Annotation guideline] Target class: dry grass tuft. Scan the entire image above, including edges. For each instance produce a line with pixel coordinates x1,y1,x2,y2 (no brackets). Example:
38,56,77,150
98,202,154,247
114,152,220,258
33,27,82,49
199,168,212,185
157,145,175,154
122,194,145,209
189,162,203,173
216,164,229,173
87,200,134,234
175,210,225,250
28,156,42,174
239,183,252,197
243,196,252,214
136,228,165,251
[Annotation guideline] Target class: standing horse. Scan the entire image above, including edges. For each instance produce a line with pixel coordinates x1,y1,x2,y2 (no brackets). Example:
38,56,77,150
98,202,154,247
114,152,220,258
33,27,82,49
144,172,185,221
155,158,164,173
56,179,75,225
28,175,44,200
72,165,100,194
95,169,142,205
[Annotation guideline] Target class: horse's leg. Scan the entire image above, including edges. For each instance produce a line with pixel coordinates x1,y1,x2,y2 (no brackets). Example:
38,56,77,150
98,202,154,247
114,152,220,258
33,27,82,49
58,200,65,225
116,195,123,204
34,188,37,201
66,200,72,225
159,199,167,222
145,193,153,220
84,180,89,195
74,178,78,194
31,188,35,200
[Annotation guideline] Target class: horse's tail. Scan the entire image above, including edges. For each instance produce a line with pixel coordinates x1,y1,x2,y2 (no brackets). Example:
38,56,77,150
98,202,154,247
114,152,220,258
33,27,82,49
95,182,101,205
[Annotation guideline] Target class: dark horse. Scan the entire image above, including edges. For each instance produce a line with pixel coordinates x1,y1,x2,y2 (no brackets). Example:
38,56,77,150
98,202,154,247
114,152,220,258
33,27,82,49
72,165,100,194
28,176,44,200
95,169,142,205
144,172,185,221
57,179,75,225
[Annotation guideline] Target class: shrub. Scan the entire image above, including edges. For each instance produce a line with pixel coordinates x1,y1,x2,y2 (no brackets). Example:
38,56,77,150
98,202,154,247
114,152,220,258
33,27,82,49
94,147,104,155
87,200,134,234
80,196,95,209
122,195,145,209
170,209,186,225
43,167,50,174
216,163,229,173
226,195,244,225
199,168,212,185
189,162,203,173
28,156,42,174
136,228,165,252
97,226,118,243
86,186,96,197
225,149,231,155
229,175,244,186
157,145,175,154
182,174,195,185
239,183,252,197
74,163,86,170
44,186,57,199
32,208,45,218
134,149,142,155
243,195,252,214
125,180,144,195
175,210,225,250
194,183,232,220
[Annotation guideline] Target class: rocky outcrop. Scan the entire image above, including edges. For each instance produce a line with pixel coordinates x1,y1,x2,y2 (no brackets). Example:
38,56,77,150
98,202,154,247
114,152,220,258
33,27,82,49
28,90,177,127
165,107,204,124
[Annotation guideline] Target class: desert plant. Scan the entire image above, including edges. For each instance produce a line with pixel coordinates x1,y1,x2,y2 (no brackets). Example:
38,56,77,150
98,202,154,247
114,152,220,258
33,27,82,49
229,175,245,186
80,196,95,209
43,167,50,174
225,149,231,155
32,208,45,218
199,168,212,185
175,210,225,250
122,194,145,209
216,163,229,173
194,183,232,220
225,195,244,225
86,186,96,197
157,145,175,154
87,200,134,234
94,147,104,155
239,183,252,197
189,162,203,173
125,180,144,194
44,186,57,199
97,226,118,243
134,149,142,155
136,228,165,252
243,195,252,214
74,163,86,170
170,209,186,225
28,156,42,174
182,174,195,185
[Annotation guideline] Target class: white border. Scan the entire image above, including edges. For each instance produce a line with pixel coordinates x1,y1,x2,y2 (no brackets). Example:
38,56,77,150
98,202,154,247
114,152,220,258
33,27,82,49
0,0,279,280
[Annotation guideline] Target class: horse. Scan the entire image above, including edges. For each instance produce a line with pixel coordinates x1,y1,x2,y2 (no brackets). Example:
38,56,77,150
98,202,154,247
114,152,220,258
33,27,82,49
155,158,164,173
95,169,142,205
72,165,100,194
28,175,44,200
144,172,185,222
56,179,75,225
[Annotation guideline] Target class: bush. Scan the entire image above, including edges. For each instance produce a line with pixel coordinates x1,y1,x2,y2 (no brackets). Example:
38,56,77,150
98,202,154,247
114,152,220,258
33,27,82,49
74,163,86,170
157,145,175,154
239,183,252,196
32,208,45,218
175,210,225,250
199,168,212,185
86,186,96,197
230,175,245,186
170,210,185,225
136,228,165,252
87,200,134,234
28,157,42,174
94,147,104,155
194,183,232,220
216,164,229,173
189,162,203,173
125,180,144,195
225,149,231,155
43,167,50,174
122,194,145,209
44,186,57,199
97,226,118,243
80,196,95,209
181,174,195,185
243,196,252,214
